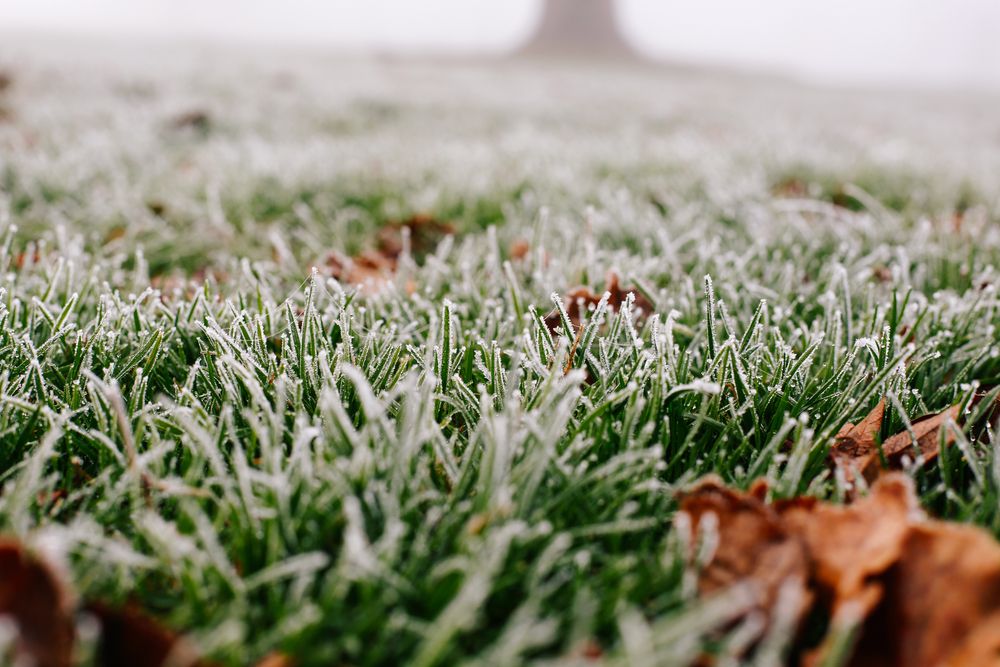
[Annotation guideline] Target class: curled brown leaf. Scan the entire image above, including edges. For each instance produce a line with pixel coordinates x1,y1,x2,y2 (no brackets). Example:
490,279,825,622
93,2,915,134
682,473,1000,666
253,652,296,667
544,271,655,333
169,109,212,133
0,540,75,667
678,476,812,629
88,603,215,667
829,399,886,488
326,214,453,295
0,536,220,667
830,400,966,490
777,474,917,622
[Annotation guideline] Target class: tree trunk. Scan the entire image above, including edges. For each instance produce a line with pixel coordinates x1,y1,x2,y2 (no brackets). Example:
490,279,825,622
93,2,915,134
519,0,635,60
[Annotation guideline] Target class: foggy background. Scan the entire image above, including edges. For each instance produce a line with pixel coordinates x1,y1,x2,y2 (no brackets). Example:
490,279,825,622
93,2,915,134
2,0,999,90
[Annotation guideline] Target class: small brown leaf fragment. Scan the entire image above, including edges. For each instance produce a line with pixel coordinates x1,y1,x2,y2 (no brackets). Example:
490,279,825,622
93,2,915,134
678,477,812,629
605,272,655,320
871,265,893,283
146,200,168,217
169,109,212,133
544,285,601,333
13,249,44,270
375,214,454,261
509,238,530,260
103,225,127,244
325,250,396,295
951,210,965,234
544,272,655,334
325,215,453,296
771,176,809,198
574,639,604,660
0,540,75,667
254,652,296,667
88,603,213,667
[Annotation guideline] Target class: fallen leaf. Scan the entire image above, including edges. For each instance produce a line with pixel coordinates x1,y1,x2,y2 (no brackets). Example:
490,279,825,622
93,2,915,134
146,200,168,217
509,238,530,260
545,271,655,333
254,652,296,667
88,603,214,667
169,109,212,133
678,476,812,630
771,176,809,198
879,404,961,466
103,225,127,244
943,613,1000,666
375,214,454,261
682,473,1000,666
13,249,44,270
776,475,919,659
830,401,963,489
325,250,397,295
326,215,453,295
572,639,604,660
857,520,1000,667
0,540,75,667
829,399,885,488
0,537,224,667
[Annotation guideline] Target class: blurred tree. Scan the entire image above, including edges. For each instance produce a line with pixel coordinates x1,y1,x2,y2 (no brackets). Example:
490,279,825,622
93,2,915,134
519,0,635,59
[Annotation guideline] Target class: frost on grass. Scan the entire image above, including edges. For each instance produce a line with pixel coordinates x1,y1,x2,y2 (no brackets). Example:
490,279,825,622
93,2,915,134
0,40,998,665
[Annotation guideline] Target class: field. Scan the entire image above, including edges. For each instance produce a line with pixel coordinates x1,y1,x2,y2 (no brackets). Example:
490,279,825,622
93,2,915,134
1,39,1000,666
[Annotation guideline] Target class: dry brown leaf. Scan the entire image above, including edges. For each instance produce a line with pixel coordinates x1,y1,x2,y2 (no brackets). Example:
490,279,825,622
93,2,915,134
89,603,214,667
944,612,1000,666
829,516,1000,667
326,214,453,295
0,540,75,667
771,177,809,198
509,238,531,261
375,214,454,261
169,109,212,132
678,476,812,628
830,401,963,489
0,537,227,667
544,272,655,333
682,473,1000,667
871,521,1000,667
879,404,961,466
777,474,917,621
325,250,397,295
253,652,296,667
829,399,886,487
508,239,552,266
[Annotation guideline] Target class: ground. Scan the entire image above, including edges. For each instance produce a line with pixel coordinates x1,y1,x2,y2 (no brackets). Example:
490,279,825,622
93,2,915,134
0,38,999,666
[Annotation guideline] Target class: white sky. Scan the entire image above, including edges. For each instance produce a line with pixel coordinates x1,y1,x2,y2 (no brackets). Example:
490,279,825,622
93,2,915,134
2,0,999,90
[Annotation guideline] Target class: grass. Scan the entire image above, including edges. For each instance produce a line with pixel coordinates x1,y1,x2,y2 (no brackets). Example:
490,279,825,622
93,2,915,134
0,40,999,665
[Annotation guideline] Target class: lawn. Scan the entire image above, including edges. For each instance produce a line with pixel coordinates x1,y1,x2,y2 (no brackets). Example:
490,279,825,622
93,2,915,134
1,41,999,666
